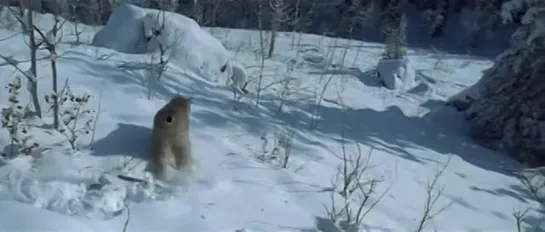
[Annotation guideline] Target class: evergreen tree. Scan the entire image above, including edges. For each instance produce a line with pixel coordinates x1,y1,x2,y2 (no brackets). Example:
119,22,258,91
462,0,545,166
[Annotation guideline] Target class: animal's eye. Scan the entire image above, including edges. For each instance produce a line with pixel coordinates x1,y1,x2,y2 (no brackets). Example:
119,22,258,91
220,64,227,73
164,115,174,123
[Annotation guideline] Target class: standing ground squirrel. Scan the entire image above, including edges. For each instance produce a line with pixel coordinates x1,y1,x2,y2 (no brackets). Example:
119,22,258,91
148,96,193,181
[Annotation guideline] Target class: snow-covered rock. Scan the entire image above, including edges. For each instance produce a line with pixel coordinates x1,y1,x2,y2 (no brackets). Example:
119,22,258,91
91,4,232,84
91,4,149,54
376,58,416,91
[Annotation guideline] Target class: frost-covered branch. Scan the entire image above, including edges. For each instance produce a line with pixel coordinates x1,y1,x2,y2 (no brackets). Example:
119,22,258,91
46,80,94,150
325,129,391,230
1,75,40,158
415,155,453,232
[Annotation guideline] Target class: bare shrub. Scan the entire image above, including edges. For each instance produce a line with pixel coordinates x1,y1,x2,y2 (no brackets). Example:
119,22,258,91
325,134,392,230
47,80,94,150
513,208,531,232
513,168,545,231
415,155,453,232
257,127,295,169
309,37,339,130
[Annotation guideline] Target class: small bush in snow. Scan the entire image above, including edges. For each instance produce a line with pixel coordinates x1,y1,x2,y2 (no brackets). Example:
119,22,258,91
45,81,94,150
326,141,391,231
1,75,40,157
415,155,453,232
512,167,545,231
513,209,532,232
257,128,294,168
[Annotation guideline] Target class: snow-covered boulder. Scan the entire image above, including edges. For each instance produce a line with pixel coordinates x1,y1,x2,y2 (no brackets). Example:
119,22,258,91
376,58,416,91
91,4,232,83
91,4,149,54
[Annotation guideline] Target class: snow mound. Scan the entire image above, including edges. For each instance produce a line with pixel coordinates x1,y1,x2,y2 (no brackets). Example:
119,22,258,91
377,58,416,91
91,4,149,54
92,4,232,83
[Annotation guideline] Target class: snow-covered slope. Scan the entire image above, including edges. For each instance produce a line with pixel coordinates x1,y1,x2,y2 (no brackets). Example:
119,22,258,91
0,7,542,232
92,4,232,84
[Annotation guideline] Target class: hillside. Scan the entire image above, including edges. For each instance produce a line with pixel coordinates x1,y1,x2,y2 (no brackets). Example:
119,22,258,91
0,4,542,232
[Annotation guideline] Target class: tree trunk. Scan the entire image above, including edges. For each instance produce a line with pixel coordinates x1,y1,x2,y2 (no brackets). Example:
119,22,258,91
26,4,42,118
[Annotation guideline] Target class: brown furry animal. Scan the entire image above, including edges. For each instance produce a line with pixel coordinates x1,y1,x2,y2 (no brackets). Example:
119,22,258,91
148,96,193,181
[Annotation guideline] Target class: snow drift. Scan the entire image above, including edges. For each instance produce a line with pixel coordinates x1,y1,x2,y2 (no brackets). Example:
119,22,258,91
92,4,233,83
91,4,149,54
0,200,96,232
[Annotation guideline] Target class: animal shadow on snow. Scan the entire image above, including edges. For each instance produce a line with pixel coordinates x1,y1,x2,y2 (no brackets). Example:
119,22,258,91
91,123,151,160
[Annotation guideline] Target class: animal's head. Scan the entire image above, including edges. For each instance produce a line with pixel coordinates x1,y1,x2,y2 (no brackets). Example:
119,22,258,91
153,96,192,133
220,61,230,80
220,62,228,73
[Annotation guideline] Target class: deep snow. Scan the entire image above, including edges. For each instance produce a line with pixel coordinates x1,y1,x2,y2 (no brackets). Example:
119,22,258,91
0,6,542,232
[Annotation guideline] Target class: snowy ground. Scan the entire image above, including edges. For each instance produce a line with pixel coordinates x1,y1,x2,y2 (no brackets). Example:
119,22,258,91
0,10,542,232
